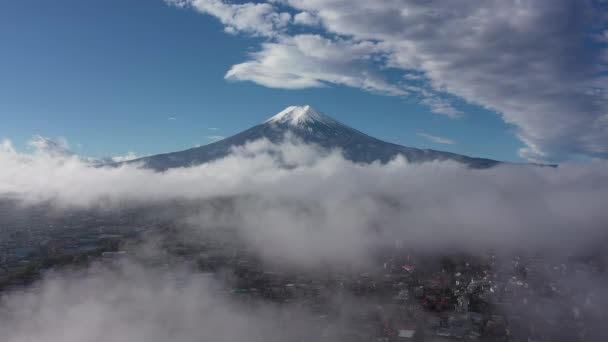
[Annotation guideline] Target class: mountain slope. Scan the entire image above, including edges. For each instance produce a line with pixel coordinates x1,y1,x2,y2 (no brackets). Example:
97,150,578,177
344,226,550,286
122,106,500,171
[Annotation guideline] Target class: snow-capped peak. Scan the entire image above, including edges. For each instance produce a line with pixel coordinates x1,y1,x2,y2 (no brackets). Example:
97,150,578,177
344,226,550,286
265,105,337,126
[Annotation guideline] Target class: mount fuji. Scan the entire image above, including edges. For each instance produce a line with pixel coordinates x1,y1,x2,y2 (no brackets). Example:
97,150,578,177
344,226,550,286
121,106,500,171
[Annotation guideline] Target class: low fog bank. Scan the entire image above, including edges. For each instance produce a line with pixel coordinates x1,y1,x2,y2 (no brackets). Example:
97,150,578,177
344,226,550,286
2,137,608,264
1,137,608,341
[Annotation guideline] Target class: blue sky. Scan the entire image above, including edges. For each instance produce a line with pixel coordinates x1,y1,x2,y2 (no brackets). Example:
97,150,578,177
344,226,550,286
1,0,606,162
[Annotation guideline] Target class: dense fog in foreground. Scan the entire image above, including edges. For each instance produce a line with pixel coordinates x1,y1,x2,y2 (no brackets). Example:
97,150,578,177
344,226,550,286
1,137,608,341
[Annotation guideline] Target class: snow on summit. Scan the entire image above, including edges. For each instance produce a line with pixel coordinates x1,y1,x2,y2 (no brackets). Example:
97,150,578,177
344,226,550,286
266,106,338,126
119,105,501,170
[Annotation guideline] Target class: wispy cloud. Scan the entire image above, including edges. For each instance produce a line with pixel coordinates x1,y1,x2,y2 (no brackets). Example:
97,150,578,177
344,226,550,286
28,135,73,157
167,0,291,37
419,97,463,118
208,127,219,131
168,117,177,121
417,132,457,145
110,152,139,163
206,135,226,141
173,0,608,161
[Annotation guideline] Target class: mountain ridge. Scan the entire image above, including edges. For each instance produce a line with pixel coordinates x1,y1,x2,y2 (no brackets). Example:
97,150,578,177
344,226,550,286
118,106,501,171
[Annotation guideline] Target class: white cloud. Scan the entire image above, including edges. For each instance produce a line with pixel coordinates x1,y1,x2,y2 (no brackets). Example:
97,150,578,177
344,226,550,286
0,139,16,154
2,137,608,339
206,135,226,140
28,135,73,157
293,11,320,26
173,0,608,161
226,34,407,95
2,136,608,264
208,127,219,131
111,152,139,163
417,132,456,145
168,117,177,121
13,135,141,166
419,96,463,118
168,0,291,37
